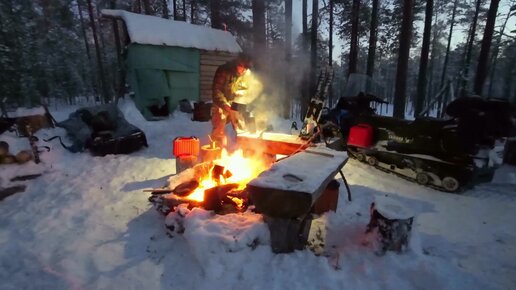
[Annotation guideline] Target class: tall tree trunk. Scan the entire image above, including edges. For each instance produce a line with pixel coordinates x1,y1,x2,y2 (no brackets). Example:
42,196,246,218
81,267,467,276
162,0,169,19
86,0,110,103
437,0,459,116
302,0,308,52
414,0,433,116
488,7,511,97
473,0,500,95
173,0,178,20
459,0,482,96
348,0,360,76
182,0,186,21
439,0,457,89
95,0,112,98
210,0,221,28
110,0,125,103
427,10,440,112
393,0,413,119
366,0,379,77
133,0,142,13
78,0,92,62
142,0,152,15
329,0,333,66
284,0,293,118
310,0,319,95
252,0,266,55
301,0,309,120
190,0,196,24
329,0,334,106
77,0,96,100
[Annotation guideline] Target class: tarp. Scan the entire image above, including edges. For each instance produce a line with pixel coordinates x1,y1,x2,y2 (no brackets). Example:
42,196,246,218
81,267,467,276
57,104,146,153
126,44,200,120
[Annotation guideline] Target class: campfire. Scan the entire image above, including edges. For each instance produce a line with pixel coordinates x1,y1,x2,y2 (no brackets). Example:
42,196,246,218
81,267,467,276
182,149,270,203
149,148,271,214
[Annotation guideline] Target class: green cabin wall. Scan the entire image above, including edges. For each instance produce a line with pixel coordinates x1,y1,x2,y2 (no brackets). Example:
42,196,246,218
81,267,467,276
125,44,200,120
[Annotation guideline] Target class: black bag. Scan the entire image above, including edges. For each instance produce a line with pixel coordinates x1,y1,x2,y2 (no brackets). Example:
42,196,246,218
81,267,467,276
56,104,149,155
192,101,212,122
88,131,148,156
179,99,193,113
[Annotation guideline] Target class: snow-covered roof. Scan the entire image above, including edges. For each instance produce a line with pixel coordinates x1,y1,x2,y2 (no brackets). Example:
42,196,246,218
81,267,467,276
101,9,242,53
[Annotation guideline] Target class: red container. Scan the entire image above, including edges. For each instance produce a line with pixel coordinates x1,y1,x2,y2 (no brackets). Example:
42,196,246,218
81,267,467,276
173,137,200,157
348,124,374,148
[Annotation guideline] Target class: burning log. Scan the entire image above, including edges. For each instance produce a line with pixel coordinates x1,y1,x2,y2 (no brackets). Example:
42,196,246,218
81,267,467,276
172,180,199,196
204,183,239,211
143,180,199,196
211,164,232,181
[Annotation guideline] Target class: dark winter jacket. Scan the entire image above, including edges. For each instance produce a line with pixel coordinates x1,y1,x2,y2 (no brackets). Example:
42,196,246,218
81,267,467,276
212,61,244,111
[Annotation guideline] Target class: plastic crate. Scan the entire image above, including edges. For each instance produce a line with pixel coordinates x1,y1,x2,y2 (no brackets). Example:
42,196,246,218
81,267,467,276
173,137,200,157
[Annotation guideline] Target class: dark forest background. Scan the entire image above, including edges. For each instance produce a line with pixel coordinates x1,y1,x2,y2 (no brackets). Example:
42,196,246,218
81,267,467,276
1,0,515,119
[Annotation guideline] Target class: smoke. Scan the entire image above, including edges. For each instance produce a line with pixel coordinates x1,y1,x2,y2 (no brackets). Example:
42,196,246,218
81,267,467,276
243,45,311,125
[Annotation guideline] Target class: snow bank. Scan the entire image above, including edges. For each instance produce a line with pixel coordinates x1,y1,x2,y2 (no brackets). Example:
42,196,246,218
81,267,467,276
101,9,242,53
1,99,515,290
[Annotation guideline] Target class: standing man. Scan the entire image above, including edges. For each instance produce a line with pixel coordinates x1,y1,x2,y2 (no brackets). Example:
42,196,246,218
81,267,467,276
211,54,252,147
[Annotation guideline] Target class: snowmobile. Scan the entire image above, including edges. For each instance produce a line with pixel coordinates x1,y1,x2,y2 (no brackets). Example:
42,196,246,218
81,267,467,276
322,93,515,192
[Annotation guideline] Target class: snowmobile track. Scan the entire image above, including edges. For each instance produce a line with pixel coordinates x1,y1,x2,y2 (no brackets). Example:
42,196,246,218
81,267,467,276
347,150,465,193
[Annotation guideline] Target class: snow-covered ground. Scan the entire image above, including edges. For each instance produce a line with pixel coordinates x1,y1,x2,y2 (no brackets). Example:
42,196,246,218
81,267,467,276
1,100,515,290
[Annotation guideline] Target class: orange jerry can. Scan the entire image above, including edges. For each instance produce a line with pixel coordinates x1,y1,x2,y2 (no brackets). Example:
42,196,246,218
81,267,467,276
173,137,200,157
348,124,374,148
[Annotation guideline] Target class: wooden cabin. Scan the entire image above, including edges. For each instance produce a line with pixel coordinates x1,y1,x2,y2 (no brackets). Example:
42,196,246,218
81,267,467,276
102,9,241,120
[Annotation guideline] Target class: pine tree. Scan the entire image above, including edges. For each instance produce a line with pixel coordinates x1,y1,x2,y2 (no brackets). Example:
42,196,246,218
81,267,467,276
473,0,501,95
414,0,433,116
393,0,414,118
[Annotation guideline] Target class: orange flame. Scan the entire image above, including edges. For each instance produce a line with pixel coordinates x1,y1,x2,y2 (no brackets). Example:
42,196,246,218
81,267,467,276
184,149,270,202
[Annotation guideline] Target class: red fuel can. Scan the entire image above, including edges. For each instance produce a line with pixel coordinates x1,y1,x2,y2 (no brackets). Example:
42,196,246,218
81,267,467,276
348,124,374,148
173,137,200,157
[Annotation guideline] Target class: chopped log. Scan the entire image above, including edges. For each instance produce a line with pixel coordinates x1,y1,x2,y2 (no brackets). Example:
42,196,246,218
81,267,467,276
144,188,174,194
366,197,415,254
204,183,239,211
211,164,232,181
172,180,199,196
248,147,348,218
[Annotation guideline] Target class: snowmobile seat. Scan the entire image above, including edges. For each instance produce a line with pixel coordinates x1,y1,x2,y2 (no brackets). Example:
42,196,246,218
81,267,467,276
410,117,454,134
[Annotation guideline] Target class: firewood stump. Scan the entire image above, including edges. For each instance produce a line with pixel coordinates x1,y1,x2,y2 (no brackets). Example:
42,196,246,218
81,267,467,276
366,197,414,254
264,215,313,253
504,137,516,165
175,155,197,174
